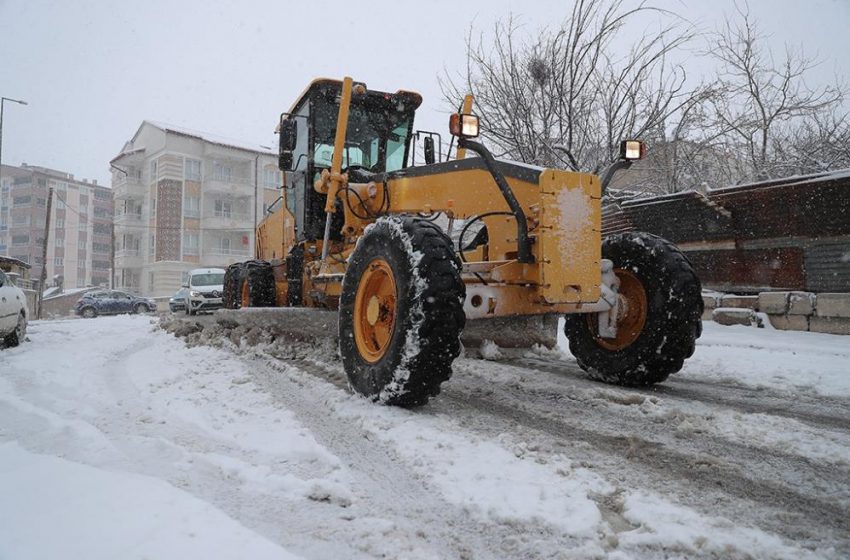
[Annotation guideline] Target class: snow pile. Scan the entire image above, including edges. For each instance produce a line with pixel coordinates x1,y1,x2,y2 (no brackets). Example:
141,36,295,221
479,339,504,360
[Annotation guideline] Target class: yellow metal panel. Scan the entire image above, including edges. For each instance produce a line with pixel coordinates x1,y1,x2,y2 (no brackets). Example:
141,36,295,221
538,170,601,303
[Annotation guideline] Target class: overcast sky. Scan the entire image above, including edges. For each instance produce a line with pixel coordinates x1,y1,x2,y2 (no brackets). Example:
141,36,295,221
1,0,848,185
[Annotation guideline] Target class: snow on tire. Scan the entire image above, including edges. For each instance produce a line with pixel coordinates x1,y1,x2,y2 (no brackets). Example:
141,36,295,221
564,232,703,386
339,216,465,407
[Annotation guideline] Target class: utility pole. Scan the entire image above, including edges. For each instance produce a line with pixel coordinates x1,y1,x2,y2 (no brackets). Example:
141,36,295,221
36,187,53,319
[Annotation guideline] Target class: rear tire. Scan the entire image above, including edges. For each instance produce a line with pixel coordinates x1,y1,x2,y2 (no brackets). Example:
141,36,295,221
82,307,98,319
223,262,245,309
134,303,149,314
564,232,702,386
339,216,465,407
240,261,276,308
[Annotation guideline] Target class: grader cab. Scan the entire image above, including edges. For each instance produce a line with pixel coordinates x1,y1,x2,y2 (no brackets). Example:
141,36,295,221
224,76,703,406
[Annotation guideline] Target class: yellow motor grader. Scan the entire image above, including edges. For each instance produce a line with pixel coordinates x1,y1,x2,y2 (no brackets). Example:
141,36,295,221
224,77,702,406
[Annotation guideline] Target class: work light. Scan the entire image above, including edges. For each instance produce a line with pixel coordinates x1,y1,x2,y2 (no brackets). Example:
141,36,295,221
449,113,480,138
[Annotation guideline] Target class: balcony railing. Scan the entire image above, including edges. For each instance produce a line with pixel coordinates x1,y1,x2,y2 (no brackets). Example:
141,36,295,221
114,212,143,223
116,248,140,257
205,248,251,257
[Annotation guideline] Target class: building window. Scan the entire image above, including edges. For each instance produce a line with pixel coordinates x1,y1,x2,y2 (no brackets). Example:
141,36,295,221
94,206,109,218
12,214,30,226
185,159,201,181
184,195,200,218
56,218,65,228
55,237,64,247
263,167,281,188
183,232,199,255
213,163,232,181
214,199,232,218
148,271,155,289
54,257,63,266
78,240,87,250
13,195,31,206
151,196,156,216
150,160,157,181
149,235,155,252
11,235,29,245
56,198,66,210
218,237,231,254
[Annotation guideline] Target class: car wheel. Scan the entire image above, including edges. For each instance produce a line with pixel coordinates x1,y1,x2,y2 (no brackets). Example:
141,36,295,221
82,307,98,319
3,312,26,347
134,303,149,314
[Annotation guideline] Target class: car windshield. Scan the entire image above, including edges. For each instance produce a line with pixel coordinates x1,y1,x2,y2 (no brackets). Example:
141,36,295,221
191,273,224,286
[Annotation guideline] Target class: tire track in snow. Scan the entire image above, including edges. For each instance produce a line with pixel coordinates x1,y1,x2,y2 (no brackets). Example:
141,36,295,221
248,354,589,560
508,355,850,433
439,359,850,550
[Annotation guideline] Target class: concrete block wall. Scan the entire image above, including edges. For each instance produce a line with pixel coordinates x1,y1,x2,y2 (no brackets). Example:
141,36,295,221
703,290,850,334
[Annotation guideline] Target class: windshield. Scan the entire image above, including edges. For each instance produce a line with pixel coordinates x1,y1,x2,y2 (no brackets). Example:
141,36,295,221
191,273,224,286
313,94,414,173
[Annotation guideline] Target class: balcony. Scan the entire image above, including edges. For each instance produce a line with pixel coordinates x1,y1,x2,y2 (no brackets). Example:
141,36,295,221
115,249,143,268
203,174,254,196
112,175,145,200
200,248,252,268
114,211,144,225
202,210,252,230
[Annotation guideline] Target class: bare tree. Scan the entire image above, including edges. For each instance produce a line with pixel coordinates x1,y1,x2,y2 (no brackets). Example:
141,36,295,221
440,0,697,175
707,4,846,181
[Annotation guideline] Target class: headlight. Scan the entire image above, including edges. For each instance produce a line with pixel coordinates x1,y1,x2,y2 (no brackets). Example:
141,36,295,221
190,290,200,297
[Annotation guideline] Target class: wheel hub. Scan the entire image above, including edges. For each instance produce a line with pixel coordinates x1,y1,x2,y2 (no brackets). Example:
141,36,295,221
590,268,648,351
353,259,397,363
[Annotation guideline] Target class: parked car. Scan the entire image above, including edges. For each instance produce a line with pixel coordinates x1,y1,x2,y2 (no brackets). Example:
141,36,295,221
0,269,28,347
169,287,189,312
184,268,225,315
74,290,157,318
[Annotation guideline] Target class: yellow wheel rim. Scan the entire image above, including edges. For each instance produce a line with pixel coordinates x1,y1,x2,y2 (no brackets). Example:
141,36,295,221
241,280,250,308
353,258,397,363
590,268,648,351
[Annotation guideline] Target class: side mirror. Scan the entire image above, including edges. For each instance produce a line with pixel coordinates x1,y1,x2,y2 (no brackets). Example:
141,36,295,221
423,136,436,165
278,119,297,171
279,152,293,171
181,283,188,288
279,119,297,152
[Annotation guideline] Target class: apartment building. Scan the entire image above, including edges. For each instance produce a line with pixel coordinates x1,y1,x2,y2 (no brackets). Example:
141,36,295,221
111,121,280,297
0,163,113,289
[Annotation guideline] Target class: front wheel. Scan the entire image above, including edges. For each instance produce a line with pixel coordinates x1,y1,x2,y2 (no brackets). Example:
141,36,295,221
339,216,465,407
134,303,149,314
564,232,703,386
4,313,26,346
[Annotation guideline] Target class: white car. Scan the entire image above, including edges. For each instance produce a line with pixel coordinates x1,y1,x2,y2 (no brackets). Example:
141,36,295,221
0,269,28,347
184,268,226,315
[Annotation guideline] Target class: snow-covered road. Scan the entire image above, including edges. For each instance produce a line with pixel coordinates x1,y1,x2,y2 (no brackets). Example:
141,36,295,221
1,314,848,559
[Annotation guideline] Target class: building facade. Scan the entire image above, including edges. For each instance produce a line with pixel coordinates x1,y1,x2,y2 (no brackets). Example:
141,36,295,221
111,121,280,297
0,164,113,289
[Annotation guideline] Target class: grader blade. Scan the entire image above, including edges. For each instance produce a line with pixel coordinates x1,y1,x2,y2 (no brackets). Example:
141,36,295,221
462,315,559,350
216,308,340,346
214,308,558,351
